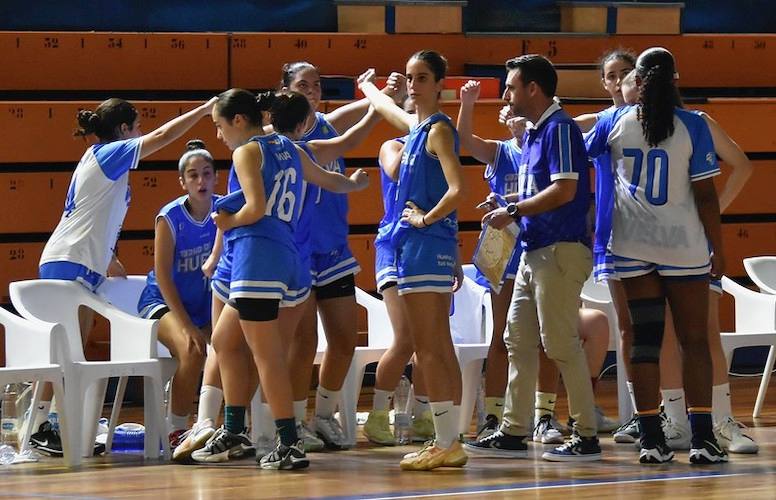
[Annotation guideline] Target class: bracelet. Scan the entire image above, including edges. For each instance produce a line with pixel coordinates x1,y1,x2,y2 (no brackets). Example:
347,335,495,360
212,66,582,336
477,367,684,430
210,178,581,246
421,215,428,227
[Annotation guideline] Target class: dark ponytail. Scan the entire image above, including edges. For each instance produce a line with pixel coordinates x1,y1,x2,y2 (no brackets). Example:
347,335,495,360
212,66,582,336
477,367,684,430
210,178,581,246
215,88,275,126
74,98,137,142
280,61,318,89
269,91,311,134
636,47,681,147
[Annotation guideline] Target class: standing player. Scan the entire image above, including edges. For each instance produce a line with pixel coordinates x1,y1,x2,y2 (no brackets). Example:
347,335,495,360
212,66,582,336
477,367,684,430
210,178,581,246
190,89,367,469
136,140,218,448
587,47,727,464
359,51,468,470
29,97,216,456
279,62,398,449
616,69,757,454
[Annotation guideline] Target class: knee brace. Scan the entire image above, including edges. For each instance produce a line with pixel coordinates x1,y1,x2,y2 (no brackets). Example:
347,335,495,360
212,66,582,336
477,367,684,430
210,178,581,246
233,297,280,322
628,297,665,364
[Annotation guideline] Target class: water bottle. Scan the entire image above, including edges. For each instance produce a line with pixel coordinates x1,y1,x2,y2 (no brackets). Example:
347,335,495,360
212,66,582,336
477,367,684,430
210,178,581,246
1,385,19,464
475,374,487,429
394,375,411,445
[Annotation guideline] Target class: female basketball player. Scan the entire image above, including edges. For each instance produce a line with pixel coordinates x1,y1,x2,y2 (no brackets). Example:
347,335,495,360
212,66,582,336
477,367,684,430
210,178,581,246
135,140,217,448
189,89,367,470
359,50,467,470
587,47,727,465
29,97,216,457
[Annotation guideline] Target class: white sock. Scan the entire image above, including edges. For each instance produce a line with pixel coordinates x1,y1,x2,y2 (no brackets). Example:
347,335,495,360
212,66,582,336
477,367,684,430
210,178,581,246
32,401,51,432
197,385,223,423
429,401,456,448
373,389,394,411
661,388,687,424
712,383,733,424
451,405,461,436
315,386,340,418
413,394,430,417
168,412,189,432
293,400,308,423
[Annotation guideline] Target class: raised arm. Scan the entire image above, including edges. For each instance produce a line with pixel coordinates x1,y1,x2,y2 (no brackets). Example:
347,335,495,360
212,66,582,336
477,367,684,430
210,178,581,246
457,80,499,165
700,112,753,212
574,113,598,133
379,138,404,181
297,145,369,193
139,97,217,159
325,71,405,134
306,107,381,166
357,69,414,132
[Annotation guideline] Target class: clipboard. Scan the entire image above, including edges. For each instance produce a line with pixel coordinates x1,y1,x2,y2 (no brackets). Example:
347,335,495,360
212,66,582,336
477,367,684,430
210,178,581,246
473,221,520,294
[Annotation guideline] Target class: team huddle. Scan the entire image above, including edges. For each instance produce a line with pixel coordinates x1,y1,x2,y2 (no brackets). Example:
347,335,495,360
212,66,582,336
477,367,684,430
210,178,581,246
31,45,756,471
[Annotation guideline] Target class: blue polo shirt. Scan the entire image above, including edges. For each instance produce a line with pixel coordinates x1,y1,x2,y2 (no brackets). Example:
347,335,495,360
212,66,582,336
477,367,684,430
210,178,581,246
517,102,590,251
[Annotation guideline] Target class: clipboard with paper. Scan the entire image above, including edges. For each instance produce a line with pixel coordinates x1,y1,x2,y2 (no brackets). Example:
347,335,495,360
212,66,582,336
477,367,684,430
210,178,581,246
473,219,521,294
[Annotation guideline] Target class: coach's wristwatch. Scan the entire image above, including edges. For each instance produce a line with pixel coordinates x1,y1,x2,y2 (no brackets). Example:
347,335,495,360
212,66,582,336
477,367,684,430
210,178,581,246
506,202,521,220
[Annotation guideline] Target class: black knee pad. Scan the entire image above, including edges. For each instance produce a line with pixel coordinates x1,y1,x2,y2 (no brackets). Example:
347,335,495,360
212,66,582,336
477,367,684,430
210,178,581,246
315,274,355,300
233,297,280,322
628,297,665,364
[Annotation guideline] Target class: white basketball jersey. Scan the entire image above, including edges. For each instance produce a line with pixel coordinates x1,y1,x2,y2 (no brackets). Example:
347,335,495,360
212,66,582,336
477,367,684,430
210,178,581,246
605,107,719,267
40,138,142,275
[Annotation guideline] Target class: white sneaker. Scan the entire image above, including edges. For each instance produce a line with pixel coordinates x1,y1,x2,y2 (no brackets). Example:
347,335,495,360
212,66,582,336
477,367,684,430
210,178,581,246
661,413,691,450
297,421,325,452
313,415,350,450
533,414,564,444
715,417,759,454
173,418,216,462
595,406,619,433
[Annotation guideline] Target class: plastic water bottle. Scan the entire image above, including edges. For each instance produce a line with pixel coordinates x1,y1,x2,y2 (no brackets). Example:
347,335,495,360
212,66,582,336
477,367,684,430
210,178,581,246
394,375,411,445
1,385,19,464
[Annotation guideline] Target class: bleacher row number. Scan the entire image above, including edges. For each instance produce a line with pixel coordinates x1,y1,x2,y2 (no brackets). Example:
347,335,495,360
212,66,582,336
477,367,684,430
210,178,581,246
703,39,767,49
14,35,211,50
8,248,24,261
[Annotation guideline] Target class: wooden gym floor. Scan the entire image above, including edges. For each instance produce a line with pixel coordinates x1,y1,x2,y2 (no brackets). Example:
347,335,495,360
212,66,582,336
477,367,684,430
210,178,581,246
1,376,775,499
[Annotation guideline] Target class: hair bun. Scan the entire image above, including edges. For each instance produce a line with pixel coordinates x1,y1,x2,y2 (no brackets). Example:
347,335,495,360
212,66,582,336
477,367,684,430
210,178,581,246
186,139,206,151
75,109,100,136
255,90,277,112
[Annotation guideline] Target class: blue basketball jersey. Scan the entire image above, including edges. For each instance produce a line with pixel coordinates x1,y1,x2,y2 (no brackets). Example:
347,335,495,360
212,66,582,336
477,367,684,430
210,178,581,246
293,142,316,259
375,135,407,246
223,133,303,251
139,194,218,327
517,103,590,251
485,138,522,197
302,112,349,253
389,113,460,247
586,105,618,255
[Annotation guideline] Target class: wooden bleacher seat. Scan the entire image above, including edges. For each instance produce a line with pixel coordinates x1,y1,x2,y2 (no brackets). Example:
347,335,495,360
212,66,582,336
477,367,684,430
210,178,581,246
335,1,466,34
558,2,683,35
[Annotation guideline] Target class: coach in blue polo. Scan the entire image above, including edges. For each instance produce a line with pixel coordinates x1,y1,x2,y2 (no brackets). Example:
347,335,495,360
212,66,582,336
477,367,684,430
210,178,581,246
465,54,600,462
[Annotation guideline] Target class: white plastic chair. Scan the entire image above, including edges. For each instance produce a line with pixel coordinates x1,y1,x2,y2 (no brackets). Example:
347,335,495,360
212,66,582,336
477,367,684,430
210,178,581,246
450,271,493,434
580,275,632,423
96,276,177,453
720,276,776,418
0,308,76,466
743,256,776,295
9,279,169,460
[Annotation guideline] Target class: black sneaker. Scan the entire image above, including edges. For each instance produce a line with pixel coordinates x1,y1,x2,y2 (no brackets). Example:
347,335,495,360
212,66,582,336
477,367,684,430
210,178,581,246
258,439,310,470
542,433,602,462
475,414,499,440
640,442,675,464
190,426,255,463
463,430,528,458
30,421,62,456
689,438,729,464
